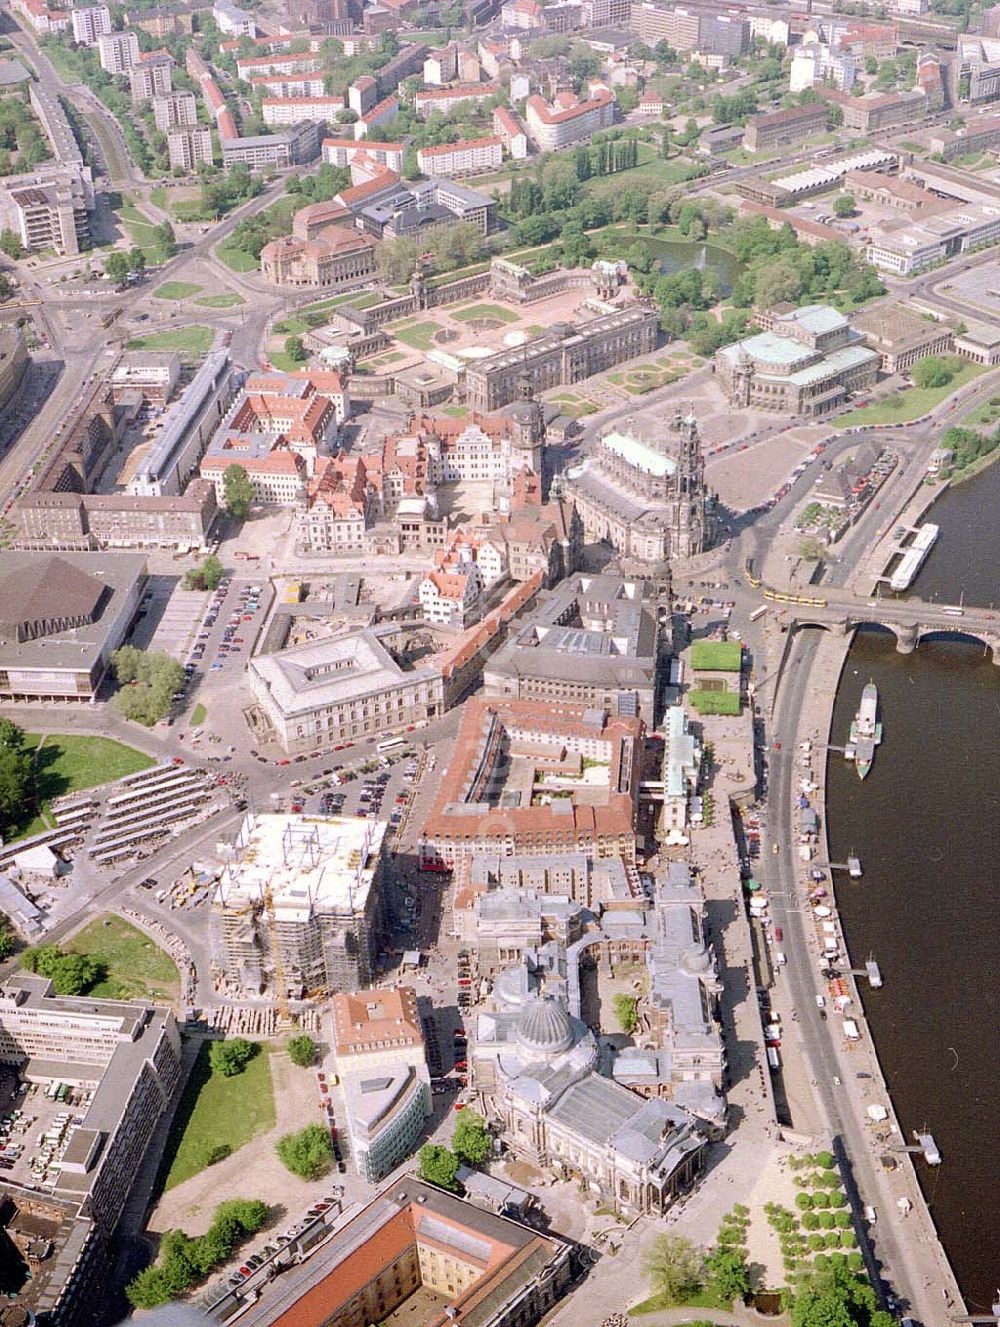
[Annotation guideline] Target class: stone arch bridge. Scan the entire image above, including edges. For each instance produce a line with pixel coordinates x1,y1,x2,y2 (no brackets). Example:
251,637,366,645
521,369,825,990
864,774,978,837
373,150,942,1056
776,592,1000,661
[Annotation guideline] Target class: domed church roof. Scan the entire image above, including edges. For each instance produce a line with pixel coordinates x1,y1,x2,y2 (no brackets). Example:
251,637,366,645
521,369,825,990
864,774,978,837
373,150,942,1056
515,996,574,1057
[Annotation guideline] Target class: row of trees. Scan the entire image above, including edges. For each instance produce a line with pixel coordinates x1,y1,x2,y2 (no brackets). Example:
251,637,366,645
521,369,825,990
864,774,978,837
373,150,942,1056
0,719,33,843
41,39,151,173
0,96,52,176
127,1199,268,1308
111,647,185,726
642,1233,890,1327
375,221,486,284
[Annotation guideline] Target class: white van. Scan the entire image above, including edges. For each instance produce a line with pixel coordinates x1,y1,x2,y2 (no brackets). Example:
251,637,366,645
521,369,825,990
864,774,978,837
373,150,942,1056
864,1205,877,1224
766,1047,780,1071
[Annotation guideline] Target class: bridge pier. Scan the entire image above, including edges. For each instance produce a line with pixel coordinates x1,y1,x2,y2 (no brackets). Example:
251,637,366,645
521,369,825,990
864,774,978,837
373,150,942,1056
894,622,917,654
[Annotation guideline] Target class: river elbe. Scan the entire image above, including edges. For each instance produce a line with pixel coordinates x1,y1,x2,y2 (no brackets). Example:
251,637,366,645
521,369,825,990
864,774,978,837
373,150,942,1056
824,459,1000,1312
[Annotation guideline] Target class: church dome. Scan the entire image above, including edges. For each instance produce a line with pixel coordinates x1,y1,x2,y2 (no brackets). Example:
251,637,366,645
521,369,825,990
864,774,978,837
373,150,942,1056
515,996,574,1057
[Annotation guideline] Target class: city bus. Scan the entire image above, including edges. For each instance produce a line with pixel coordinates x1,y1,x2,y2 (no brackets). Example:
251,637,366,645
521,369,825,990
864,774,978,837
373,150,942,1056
377,737,407,757
750,605,768,623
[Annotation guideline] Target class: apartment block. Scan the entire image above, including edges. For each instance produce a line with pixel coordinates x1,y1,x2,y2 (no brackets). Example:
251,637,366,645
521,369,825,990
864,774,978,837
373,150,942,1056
416,135,502,177
70,4,111,44
524,89,615,150
322,136,404,172
97,29,139,75
166,123,213,171
261,94,344,127
129,51,174,102
152,88,197,131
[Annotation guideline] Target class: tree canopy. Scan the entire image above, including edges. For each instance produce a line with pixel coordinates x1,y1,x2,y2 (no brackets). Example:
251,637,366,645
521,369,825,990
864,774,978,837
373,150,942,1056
184,554,224,591
642,1233,704,1305
612,993,639,1035
22,944,103,996
209,1038,259,1078
111,648,185,726
223,464,254,520
276,1123,334,1180
418,1143,460,1191
0,719,33,840
452,1110,491,1167
287,1034,317,1068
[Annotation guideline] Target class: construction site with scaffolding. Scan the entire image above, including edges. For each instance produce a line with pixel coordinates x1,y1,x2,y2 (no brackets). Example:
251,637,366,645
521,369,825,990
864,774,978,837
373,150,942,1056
211,813,388,1004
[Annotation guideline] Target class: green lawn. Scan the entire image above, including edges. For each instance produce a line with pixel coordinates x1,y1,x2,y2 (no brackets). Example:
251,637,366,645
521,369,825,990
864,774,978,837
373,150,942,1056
268,350,305,371
689,689,742,716
392,320,442,350
835,362,986,427
154,281,204,301
29,733,154,799
274,314,310,336
690,640,742,671
11,734,154,841
161,1044,275,1191
450,303,521,324
216,240,258,272
190,703,207,727
196,292,245,308
66,915,180,1004
127,325,214,358
117,203,171,263
581,146,696,198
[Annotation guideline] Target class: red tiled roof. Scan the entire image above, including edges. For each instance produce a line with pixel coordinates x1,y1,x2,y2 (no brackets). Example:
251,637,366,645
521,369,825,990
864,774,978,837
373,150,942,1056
418,135,501,157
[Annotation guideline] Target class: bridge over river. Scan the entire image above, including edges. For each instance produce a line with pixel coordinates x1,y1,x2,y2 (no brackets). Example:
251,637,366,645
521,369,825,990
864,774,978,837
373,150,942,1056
763,589,1000,661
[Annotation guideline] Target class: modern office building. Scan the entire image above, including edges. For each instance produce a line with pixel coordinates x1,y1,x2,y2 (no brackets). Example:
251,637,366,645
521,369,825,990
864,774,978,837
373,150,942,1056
0,974,182,1326
213,813,388,997
0,551,146,702
221,120,323,170
128,349,236,496
331,987,431,1183
0,327,29,413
